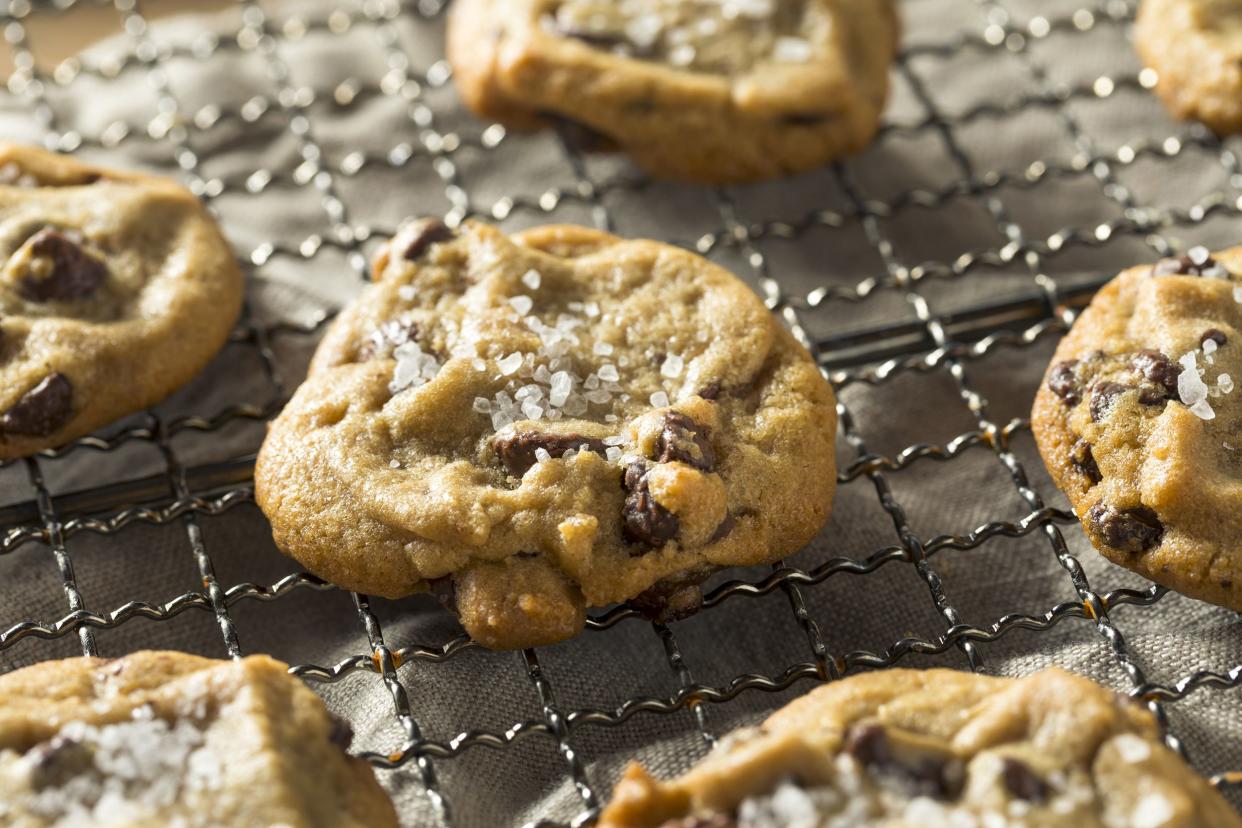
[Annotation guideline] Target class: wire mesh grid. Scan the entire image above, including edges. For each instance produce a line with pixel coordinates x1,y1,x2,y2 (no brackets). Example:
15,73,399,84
1,0,1241,824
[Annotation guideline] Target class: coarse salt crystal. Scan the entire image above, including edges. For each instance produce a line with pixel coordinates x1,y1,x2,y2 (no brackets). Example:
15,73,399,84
586,389,613,404
498,352,524,375
397,285,417,301
606,446,622,462
625,14,662,49
1189,246,1211,265
473,397,491,413
660,353,684,379
521,269,542,290
598,364,620,382
509,295,534,316
549,371,573,407
1204,339,1218,355
1221,374,1234,393
773,36,813,63
1178,352,1216,419
534,447,552,464
584,301,600,317
389,459,400,468
1234,286,1242,304
584,374,601,390
603,436,626,446
668,43,696,66
390,341,441,393
521,400,544,420
593,341,613,356
650,391,670,407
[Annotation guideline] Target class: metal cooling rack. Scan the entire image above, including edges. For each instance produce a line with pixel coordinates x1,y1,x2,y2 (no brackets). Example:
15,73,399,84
1,0,1241,825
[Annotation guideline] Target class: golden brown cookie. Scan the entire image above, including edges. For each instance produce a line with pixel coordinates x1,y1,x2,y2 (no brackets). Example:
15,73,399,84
0,651,397,828
255,220,837,649
1136,0,1242,134
0,144,243,460
447,0,899,182
599,668,1242,827
1032,247,1242,610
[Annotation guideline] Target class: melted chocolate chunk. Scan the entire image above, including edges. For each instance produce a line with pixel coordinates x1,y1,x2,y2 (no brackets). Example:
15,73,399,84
0,372,72,436
709,512,737,542
1087,504,1164,553
782,112,832,126
327,712,354,751
698,381,722,401
1000,757,1048,803
1089,381,1131,422
16,229,107,302
843,724,963,799
1152,253,1219,277
397,219,454,262
1201,329,1228,348
655,412,716,471
1047,360,1082,406
630,568,710,622
1070,439,1101,484
1130,350,1180,399
492,431,607,476
622,461,679,549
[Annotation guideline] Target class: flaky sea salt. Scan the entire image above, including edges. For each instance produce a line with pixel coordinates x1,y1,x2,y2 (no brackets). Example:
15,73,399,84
521,269,542,290
650,391,670,407
390,341,441,393
497,352,524,376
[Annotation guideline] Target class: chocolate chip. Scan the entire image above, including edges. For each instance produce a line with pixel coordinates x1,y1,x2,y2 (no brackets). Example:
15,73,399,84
709,512,736,542
843,724,962,799
630,569,710,622
655,412,716,471
16,229,107,302
1047,360,1082,406
1087,504,1164,553
327,712,354,751
1070,439,1101,484
492,431,606,476
1001,757,1048,802
1152,253,1220,277
397,219,454,262
1090,381,1131,422
1201,329,1228,348
698,381,722,401
0,372,72,436
1131,350,1180,398
622,461,679,549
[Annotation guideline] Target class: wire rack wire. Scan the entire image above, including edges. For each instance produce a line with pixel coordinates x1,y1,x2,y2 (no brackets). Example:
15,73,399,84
1,0,1241,825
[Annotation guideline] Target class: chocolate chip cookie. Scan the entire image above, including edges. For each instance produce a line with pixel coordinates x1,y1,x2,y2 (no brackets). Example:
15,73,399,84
255,220,837,649
1136,0,1242,134
0,651,397,828
598,667,1242,828
0,144,243,459
447,0,899,182
1032,246,1242,610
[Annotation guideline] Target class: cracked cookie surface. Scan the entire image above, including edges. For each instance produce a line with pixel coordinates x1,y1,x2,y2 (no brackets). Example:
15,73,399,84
1136,0,1242,134
1032,246,1242,611
0,144,243,459
255,221,837,649
0,651,396,828
447,0,898,182
598,668,1242,828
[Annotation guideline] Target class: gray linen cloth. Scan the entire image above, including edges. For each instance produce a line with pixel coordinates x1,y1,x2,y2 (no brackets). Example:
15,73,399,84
0,0,1240,825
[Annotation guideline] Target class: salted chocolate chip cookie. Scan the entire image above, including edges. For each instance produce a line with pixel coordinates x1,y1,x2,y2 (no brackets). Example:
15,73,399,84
0,144,243,460
1032,246,1242,610
0,651,397,828
1136,0,1242,134
447,0,899,182
599,667,1242,828
255,220,837,649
